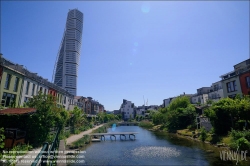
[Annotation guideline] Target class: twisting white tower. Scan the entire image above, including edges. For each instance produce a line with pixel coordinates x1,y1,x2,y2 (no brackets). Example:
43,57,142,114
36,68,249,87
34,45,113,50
53,9,83,96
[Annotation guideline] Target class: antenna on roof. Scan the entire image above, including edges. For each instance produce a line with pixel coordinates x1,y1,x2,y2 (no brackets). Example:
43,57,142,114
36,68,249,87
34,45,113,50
143,95,145,105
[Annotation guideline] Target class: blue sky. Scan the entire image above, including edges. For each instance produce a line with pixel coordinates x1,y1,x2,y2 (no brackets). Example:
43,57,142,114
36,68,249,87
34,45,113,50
2,1,249,111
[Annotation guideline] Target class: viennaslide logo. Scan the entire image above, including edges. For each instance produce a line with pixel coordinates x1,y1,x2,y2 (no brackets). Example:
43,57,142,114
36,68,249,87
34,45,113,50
220,146,248,165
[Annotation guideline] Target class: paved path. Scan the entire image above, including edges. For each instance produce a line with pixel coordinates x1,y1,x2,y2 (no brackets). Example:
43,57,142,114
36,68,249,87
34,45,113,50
66,124,104,145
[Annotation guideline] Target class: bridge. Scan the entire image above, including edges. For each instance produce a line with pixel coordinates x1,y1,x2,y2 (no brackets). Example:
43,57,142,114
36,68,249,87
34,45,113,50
117,122,139,126
89,132,138,141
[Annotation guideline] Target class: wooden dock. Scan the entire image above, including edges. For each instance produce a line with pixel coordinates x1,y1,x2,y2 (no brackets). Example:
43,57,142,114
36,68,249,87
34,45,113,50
89,132,138,141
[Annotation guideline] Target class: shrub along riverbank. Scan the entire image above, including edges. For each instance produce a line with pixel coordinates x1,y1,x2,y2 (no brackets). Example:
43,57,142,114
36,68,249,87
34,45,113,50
0,92,122,165
138,95,250,154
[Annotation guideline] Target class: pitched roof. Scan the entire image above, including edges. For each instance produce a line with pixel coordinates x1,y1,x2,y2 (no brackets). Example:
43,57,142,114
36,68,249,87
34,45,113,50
0,108,36,115
74,96,83,99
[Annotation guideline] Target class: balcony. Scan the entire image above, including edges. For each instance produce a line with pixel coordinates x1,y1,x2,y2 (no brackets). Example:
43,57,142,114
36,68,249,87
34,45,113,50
208,95,221,100
220,71,237,80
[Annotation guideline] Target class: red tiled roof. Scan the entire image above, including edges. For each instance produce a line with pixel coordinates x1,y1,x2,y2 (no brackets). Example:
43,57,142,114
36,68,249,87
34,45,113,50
0,108,36,115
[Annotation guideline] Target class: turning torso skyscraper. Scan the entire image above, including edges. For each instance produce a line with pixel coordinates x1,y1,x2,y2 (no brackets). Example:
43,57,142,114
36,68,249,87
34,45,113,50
53,9,83,96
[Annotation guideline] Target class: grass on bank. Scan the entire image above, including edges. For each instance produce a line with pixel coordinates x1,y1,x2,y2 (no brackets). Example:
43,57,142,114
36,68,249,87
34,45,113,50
139,120,154,129
176,128,233,147
177,129,194,137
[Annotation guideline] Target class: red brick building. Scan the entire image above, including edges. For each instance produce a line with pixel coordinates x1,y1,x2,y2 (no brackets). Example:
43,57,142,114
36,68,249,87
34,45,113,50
48,88,57,97
234,59,250,95
239,70,250,95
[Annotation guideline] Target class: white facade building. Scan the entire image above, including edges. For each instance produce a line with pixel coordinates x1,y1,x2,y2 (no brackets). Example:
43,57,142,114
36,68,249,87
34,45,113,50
208,81,224,102
191,87,210,104
20,77,40,105
53,9,83,96
163,97,176,108
191,93,209,105
120,99,135,120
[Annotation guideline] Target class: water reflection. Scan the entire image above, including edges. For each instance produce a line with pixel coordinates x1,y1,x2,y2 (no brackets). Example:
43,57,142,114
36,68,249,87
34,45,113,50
131,146,181,158
73,126,249,166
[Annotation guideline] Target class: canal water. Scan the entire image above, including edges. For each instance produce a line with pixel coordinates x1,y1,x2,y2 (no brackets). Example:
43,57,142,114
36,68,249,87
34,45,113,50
74,126,250,166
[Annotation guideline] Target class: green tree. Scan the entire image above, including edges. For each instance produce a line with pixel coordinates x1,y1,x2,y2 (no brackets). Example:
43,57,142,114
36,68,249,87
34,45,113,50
168,96,190,111
70,106,86,133
148,110,157,119
152,112,165,125
164,96,196,132
206,99,214,105
26,92,69,145
117,114,122,120
135,115,139,121
158,107,168,114
238,96,250,129
204,97,239,135
97,112,107,123
107,114,115,121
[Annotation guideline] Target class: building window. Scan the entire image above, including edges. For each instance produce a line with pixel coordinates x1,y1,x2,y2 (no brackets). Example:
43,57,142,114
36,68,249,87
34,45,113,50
40,86,43,92
32,83,35,96
64,96,66,104
13,77,19,92
44,89,47,95
246,76,250,88
1,92,16,107
4,74,11,89
214,84,218,91
227,81,237,93
25,82,30,95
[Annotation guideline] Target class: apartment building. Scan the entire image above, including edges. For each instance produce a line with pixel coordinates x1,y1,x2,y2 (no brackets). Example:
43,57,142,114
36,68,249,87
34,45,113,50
120,99,135,120
163,97,176,108
208,81,224,102
0,59,24,107
0,55,74,110
220,71,242,98
235,59,250,95
191,87,210,104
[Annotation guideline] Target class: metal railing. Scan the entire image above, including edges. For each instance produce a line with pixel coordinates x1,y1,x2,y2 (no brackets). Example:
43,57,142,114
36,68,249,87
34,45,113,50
31,142,49,166
31,127,61,166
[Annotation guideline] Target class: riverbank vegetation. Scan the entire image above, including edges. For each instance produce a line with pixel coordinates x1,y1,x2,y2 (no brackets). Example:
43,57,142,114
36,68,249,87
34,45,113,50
204,95,250,150
148,96,196,133
0,92,121,162
138,120,154,129
140,95,250,152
